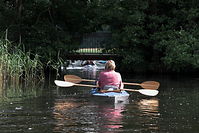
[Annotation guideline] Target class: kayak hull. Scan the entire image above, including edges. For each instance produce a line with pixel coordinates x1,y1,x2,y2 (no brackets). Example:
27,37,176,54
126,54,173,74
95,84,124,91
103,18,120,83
66,65,104,70
90,88,129,103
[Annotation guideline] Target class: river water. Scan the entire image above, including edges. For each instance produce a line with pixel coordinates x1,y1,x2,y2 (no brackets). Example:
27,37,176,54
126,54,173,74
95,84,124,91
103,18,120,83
0,68,199,133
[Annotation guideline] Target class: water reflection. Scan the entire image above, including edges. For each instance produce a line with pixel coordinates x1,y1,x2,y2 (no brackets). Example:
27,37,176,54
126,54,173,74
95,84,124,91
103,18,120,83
0,80,53,133
53,98,82,132
52,96,129,132
56,67,162,132
81,68,98,80
136,98,160,131
100,101,129,130
137,98,159,116
0,80,44,101
122,97,160,132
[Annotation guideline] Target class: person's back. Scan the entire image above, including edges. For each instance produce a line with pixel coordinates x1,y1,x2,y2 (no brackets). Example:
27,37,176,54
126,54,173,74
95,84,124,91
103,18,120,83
98,70,121,89
97,60,123,91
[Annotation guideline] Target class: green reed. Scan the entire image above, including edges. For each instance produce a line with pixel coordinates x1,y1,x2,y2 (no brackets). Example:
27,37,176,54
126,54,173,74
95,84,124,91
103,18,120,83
0,39,44,84
47,50,64,79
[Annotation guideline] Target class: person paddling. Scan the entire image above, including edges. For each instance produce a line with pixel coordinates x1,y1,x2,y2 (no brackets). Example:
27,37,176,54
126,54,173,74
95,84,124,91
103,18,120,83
81,60,95,66
96,60,123,92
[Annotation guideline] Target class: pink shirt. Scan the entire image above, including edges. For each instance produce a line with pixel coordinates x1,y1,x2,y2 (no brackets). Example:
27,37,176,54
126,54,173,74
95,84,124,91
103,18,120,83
98,70,123,89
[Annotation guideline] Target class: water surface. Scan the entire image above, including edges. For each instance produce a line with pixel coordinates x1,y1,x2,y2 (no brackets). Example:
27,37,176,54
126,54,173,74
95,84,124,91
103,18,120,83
0,69,199,133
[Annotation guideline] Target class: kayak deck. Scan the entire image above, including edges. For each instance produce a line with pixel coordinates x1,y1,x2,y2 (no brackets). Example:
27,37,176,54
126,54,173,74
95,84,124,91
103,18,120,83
90,88,129,103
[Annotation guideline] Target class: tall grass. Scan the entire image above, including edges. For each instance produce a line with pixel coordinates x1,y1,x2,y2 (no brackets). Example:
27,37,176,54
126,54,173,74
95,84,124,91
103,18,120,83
48,50,64,79
0,39,44,85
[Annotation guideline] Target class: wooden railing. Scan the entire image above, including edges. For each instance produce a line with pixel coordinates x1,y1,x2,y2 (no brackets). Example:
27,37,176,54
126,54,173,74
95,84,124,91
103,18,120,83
74,31,112,54
65,31,121,60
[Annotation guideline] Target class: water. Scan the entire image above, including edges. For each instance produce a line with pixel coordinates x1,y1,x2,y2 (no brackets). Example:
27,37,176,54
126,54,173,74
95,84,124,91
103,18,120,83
0,69,199,133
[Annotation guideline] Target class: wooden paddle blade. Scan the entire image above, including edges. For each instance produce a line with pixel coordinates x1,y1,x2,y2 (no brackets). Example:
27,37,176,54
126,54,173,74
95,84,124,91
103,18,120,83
64,75,82,83
54,80,75,87
138,89,159,96
140,81,160,90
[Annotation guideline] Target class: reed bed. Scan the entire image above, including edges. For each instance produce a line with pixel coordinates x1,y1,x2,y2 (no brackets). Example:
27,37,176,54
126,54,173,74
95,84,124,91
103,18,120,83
0,40,44,85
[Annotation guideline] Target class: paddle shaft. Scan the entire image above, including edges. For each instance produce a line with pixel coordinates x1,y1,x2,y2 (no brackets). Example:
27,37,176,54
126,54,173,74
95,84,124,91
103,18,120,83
73,83,139,92
73,83,97,88
74,82,142,89
69,82,158,96
64,77,159,89
65,78,142,86
122,88,139,92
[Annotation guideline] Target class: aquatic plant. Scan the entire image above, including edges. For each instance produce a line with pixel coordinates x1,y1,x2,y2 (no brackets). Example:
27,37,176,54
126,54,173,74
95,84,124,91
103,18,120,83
0,39,44,84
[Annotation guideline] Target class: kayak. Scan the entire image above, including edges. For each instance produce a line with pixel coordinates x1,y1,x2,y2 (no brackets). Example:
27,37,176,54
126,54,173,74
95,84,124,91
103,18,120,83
82,65,97,71
66,65,104,70
97,60,107,64
90,88,129,103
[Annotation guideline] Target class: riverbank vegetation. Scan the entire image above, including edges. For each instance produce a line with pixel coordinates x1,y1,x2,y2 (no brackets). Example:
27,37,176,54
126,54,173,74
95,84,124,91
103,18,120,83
0,0,199,74
0,39,44,85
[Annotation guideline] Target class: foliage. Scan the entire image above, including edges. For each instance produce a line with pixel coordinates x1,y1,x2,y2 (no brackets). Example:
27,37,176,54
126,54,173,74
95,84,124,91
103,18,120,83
100,0,199,73
1,0,199,73
153,30,199,72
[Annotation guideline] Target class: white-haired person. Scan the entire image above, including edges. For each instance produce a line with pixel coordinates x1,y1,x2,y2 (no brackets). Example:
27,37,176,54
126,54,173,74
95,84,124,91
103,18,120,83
81,60,95,66
97,60,123,92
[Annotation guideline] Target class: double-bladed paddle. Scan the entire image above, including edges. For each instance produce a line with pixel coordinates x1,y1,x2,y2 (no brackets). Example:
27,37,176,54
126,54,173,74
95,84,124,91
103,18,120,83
64,75,160,90
54,80,159,96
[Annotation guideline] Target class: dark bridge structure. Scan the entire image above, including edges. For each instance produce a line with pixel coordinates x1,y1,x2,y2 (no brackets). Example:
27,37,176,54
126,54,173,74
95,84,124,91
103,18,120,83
65,31,122,61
